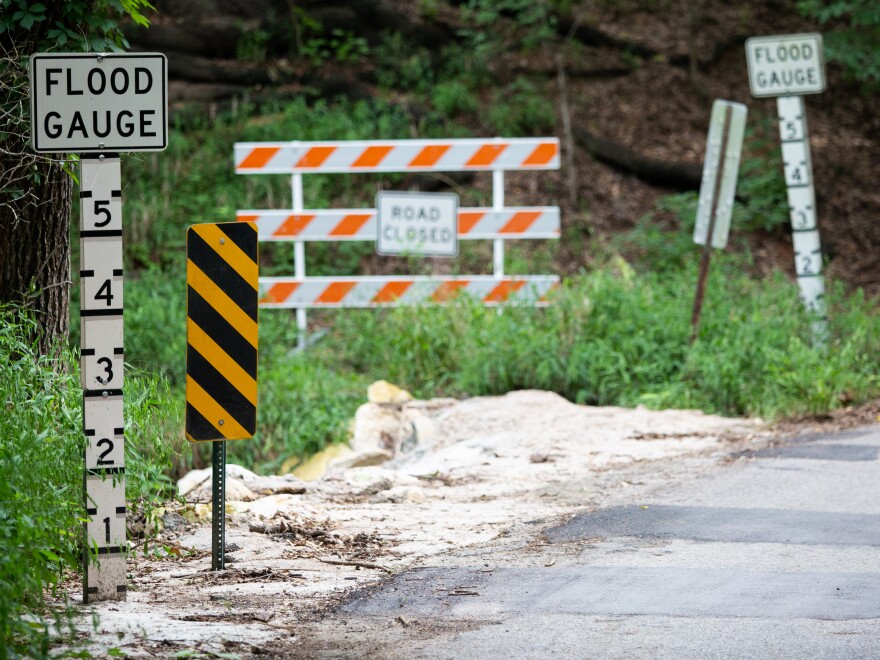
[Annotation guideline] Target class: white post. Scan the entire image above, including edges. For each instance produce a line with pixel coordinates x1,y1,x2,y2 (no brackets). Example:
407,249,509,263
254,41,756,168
776,95,827,342
292,171,307,349
492,169,505,277
80,154,127,602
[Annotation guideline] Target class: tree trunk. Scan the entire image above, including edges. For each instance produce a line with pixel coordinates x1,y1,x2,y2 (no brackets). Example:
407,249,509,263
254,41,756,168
0,157,72,353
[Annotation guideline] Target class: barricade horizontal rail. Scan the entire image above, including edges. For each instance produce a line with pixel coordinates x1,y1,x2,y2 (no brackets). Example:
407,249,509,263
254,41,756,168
235,138,560,174
236,207,560,241
259,275,560,308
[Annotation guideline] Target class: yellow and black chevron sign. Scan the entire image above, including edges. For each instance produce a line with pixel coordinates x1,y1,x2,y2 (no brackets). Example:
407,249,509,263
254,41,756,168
185,222,258,441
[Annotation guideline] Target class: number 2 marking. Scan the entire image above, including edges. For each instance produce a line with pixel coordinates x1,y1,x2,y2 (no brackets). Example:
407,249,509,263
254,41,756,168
97,438,114,465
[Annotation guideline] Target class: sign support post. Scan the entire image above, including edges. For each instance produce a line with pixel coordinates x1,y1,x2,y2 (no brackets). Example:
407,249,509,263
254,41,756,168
776,95,827,340
291,164,307,350
28,51,168,603
745,33,827,342
211,441,227,570
690,100,748,344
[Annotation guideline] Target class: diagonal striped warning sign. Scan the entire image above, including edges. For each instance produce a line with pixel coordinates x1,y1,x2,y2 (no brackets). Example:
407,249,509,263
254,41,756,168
186,222,259,441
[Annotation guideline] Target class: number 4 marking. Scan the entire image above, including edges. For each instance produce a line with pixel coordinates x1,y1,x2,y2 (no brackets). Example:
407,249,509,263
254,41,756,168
95,280,114,306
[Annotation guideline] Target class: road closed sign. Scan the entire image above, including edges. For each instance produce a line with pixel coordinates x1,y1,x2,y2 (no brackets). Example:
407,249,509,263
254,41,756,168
745,33,825,97
376,191,459,257
29,52,168,153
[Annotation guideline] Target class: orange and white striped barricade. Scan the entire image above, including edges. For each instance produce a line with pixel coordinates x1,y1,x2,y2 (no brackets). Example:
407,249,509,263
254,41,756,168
258,276,559,308
236,207,560,241
234,138,559,174
234,137,560,346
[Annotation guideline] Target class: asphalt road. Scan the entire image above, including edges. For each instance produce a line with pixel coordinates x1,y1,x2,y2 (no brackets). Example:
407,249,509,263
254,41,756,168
298,425,880,658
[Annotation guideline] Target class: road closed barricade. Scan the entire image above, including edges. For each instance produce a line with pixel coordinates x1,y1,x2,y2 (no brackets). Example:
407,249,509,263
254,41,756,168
234,137,562,345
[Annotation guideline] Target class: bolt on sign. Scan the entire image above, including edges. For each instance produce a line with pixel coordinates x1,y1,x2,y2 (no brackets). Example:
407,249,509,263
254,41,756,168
28,52,167,603
376,191,459,257
185,222,259,442
745,34,828,339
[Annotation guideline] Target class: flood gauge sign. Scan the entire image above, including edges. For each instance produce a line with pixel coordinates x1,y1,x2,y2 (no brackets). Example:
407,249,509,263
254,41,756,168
29,52,168,152
745,34,825,98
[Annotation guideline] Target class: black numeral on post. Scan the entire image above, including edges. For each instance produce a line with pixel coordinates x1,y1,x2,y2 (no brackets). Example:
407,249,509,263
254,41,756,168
103,516,111,544
94,200,112,227
97,438,114,465
95,280,114,306
96,357,114,385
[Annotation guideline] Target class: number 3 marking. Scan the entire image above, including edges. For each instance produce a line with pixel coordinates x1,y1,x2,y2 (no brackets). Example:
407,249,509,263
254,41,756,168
96,357,114,385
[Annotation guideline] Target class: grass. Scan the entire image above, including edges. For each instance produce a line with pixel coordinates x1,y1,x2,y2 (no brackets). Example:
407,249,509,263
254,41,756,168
0,306,177,656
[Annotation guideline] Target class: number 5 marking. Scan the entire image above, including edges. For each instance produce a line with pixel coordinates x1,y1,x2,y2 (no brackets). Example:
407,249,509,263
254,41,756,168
94,200,112,227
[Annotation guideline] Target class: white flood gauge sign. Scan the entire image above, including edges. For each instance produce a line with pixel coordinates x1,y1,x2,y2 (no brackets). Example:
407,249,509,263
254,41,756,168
745,33,825,97
777,95,826,319
29,52,168,152
376,191,459,257
80,154,127,602
694,100,747,249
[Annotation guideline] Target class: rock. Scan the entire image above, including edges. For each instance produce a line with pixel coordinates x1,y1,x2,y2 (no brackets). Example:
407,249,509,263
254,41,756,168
368,380,413,404
237,494,302,519
341,467,421,490
242,474,307,496
330,448,393,470
399,413,439,455
371,485,426,504
184,476,258,503
351,403,400,454
162,511,188,533
177,464,261,498
288,444,354,481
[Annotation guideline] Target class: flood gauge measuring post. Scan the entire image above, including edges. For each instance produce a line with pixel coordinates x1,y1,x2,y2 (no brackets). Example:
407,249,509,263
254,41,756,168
28,52,168,602
745,33,828,341
690,100,748,344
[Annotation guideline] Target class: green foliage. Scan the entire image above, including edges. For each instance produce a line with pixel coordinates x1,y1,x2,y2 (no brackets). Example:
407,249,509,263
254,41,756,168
0,0,153,52
797,0,880,90
0,308,82,657
462,0,557,50
236,27,270,64
301,28,369,66
431,79,479,117
0,305,175,656
323,265,880,419
489,77,555,135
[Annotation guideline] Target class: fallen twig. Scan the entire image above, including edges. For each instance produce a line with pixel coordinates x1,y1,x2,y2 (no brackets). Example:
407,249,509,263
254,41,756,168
318,558,392,573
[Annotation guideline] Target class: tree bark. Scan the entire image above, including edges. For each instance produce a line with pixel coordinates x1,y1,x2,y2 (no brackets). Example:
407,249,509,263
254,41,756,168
0,157,72,354
573,127,702,190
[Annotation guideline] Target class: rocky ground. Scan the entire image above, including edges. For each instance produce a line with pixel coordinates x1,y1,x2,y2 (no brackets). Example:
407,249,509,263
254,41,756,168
54,385,783,657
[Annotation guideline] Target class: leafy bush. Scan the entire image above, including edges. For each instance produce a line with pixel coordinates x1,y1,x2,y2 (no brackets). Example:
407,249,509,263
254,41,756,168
489,77,555,135
323,266,880,420
797,0,880,91
0,309,82,657
0,306,176,656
